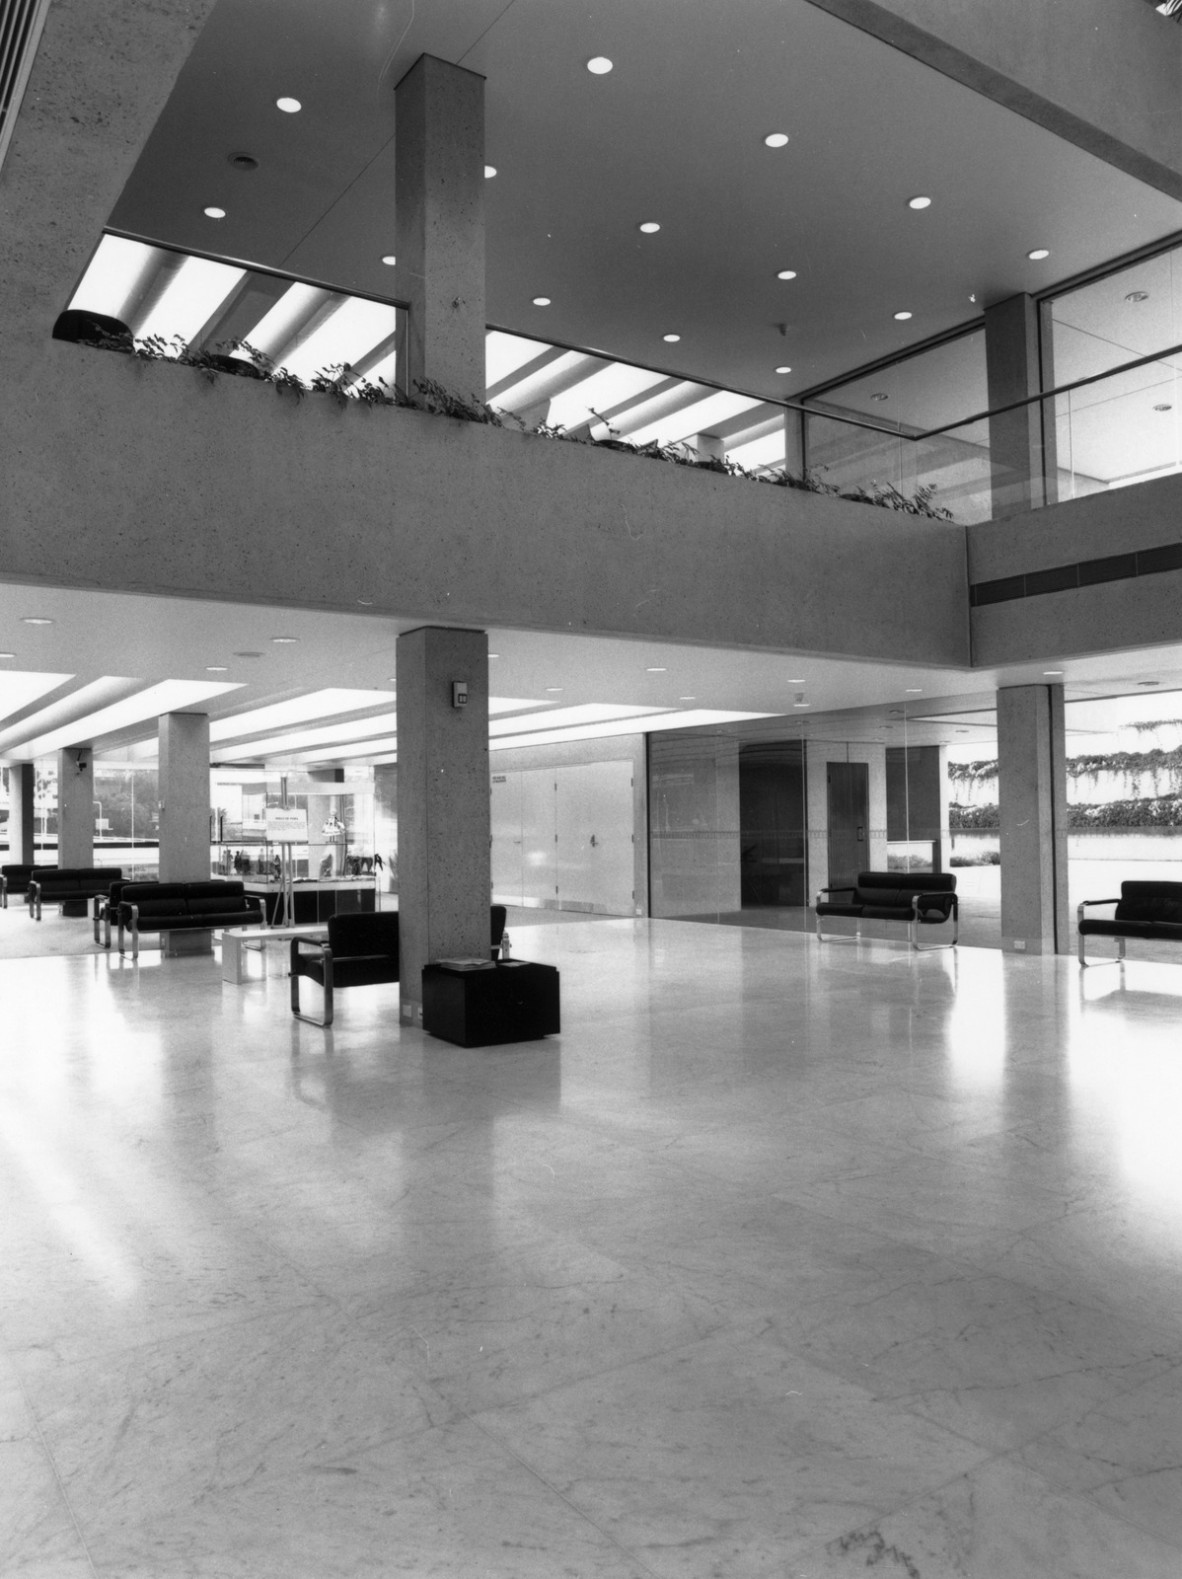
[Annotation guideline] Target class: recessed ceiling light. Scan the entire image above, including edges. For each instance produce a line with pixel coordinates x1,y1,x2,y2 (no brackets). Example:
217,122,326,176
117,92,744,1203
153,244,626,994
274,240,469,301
545,686,563,692
380,255,396,266
639,221,661,234
793,701,811,708
271,636,299,644
586,56,613,74
21,616,53,625
775,365,792,374
488,652,500,658
357,598,374,606
1043,669,1064,676
484,165,497,178
1125,290,1149,302
204,206,227,220
228,153,258,172
233,650,262,659
387,676,397,683
206,665,228,672
789,678,806,683
678,695,696,701
907,195,932,210
663,333,681,343
532,296,551,307
1027,248,1050,261
893,310,913,321
0,652,15,659
776,269,797,281
276,97,302,113
870,392,889,402
645,666,668,672
1154,402,1173,412
1139,680,1161,687
905,687,923,693
764,132,789,147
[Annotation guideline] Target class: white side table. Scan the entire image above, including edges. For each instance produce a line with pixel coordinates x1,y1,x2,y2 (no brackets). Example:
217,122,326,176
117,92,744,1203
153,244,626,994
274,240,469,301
221,923,328,985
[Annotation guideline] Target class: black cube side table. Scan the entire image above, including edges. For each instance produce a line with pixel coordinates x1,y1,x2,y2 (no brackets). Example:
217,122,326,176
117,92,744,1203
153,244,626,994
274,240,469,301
421,960,561,1047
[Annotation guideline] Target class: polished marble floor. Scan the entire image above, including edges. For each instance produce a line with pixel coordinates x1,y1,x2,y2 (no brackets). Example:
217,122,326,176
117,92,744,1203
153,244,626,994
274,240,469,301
3,919,1182,1577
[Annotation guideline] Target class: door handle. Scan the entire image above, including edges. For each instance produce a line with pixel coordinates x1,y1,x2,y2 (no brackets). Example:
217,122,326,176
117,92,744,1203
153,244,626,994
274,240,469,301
857,826,865,840
590,834,598,847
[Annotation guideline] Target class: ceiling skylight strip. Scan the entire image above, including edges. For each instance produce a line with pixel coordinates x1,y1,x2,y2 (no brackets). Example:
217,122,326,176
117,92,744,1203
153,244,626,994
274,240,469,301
14,679,241,760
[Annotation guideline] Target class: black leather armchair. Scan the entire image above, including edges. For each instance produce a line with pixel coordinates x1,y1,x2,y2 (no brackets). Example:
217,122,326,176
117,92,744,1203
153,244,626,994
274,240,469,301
291,911,401,1027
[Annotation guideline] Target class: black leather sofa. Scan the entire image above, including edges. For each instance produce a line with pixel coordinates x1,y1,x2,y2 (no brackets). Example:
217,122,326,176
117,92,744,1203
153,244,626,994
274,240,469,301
815,870,958,951
30,867,123,920
117,880,265,958
1077,881,1182,966
1,863,51,909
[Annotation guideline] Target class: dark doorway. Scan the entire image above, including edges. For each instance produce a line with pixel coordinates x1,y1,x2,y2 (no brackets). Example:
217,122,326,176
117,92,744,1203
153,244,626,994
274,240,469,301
739,742,806,907
827,761,868,888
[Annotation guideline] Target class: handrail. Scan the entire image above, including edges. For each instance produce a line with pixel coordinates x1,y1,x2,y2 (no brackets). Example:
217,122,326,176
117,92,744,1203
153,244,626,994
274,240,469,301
98,230,1182,451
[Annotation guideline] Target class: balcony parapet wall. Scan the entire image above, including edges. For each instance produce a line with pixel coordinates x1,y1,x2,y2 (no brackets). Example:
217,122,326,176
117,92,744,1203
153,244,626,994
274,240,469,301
2,349,970,666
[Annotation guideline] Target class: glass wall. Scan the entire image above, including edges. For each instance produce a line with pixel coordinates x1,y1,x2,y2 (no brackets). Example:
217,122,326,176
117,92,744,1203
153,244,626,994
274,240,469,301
211,767,378,880
1047,241,1182,503
804,329,992,523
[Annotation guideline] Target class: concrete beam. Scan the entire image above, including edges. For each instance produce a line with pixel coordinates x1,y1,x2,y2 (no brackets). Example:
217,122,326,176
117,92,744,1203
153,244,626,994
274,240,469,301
803,0,1182,200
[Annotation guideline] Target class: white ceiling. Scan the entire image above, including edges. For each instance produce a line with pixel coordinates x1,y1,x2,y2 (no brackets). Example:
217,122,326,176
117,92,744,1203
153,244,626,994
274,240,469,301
107,0,1182,401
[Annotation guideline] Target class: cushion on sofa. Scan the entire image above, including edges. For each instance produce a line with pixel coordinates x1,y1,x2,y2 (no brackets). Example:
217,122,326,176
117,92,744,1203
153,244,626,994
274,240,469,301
1115,882,1182,925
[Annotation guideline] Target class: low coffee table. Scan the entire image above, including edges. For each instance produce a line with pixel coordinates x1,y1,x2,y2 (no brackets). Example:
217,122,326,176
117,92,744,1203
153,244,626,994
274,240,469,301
221,923,327,985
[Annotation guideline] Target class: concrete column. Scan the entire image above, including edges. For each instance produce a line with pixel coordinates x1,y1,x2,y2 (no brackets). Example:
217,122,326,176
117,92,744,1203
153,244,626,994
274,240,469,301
395,54,486,402
158,712,210,882
57,747,94,867
985,293,1053,517
374,764,398,892
997,684,1069,954
6,764,36,865
396,626,490,1024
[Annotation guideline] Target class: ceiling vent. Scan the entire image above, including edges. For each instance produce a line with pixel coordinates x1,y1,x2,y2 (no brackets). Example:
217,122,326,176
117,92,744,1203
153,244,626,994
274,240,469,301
0,0,51,176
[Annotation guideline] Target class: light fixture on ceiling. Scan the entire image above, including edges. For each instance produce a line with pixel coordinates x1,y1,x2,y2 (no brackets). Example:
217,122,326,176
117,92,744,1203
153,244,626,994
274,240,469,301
545,686,563,692
228,153,258,172
21,616,53,625
586,56,613,74
1125,290,1149,302
1154,402,1173,412
484,166,497,178
276,96,302,113
488,652,500,658
870,392,889,402
645,666,667,672
532,296,551,307
380,255,396,267
204,206,227,220
907,195,932,210
679,695,696,701
663,333,681,343
233,650,262,658
271,636,299,644
1027,248,1050,261
1043,669,1064,676
764,132,789,148
206,665,228,672
639,221,661,234
905,687,923,693
893,310,913,321
776,269,797,281
0,652,14,660
775,364,792,374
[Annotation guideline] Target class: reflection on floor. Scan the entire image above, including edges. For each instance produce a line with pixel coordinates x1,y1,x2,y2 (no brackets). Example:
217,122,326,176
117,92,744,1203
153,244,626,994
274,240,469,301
4,920,1182,1576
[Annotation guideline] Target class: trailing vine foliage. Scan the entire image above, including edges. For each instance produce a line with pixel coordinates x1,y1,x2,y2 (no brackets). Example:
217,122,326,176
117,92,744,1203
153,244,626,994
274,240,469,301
952,796,1182,830
87,327,955,521
950,746,1182,787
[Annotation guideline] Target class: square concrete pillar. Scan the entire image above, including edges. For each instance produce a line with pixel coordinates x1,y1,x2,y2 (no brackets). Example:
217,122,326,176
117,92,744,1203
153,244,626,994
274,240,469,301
57,747,94,868
784,409,805,478
158,712,211,882
985,293,1055,516
5,764,36,865
998,684,1069,954
395,54,486,402
396,627,490,1024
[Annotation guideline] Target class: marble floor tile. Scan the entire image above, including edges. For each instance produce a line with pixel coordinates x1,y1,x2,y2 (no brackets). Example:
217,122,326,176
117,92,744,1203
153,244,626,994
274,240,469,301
5,920,1182,1575
1012,1360,1182,1550
800,1452,1182,1579
473,1328,992,1579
